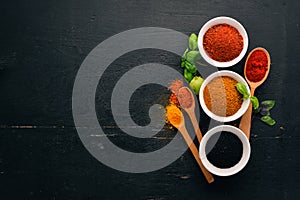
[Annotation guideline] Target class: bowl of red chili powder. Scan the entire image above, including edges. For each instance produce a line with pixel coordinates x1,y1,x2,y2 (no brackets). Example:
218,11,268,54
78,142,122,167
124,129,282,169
198,16,248,68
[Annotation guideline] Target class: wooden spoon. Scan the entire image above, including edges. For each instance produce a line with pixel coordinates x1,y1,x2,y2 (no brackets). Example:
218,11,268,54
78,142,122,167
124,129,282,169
178,87,203,144
239,47,271,139
170,114,214,184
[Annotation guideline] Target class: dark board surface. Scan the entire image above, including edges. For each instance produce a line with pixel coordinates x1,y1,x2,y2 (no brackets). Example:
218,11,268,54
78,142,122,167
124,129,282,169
0,0,300,199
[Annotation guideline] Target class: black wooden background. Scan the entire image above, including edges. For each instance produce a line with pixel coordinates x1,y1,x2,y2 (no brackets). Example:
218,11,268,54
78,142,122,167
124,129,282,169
1,0,300,199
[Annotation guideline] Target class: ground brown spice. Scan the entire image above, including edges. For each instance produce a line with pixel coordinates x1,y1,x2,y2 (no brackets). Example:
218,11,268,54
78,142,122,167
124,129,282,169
203,76,243,117
177,87,193,109
168,80,183,95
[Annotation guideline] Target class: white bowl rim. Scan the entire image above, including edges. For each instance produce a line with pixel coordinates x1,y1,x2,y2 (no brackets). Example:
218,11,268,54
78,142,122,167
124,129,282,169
198,16,249,68
199,70,250,122
199,125,251,176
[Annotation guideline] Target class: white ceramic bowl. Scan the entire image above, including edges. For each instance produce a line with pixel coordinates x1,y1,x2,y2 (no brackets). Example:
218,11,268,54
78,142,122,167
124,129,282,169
198,16,248,68
199,125,251,176
199,70,250,122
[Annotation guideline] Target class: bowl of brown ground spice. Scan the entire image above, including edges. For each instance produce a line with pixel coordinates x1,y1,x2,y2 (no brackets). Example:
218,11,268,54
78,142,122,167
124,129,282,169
199,70,250,122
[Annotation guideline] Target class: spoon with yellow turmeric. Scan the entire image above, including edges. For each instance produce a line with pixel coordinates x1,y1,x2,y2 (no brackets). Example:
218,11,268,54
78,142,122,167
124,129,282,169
166,104,214,183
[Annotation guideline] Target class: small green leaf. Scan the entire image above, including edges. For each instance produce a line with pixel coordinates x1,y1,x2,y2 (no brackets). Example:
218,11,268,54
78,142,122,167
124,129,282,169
189,33,198,50
261,100,275,111
184,68,193,82
189,33,197,41
181,48,189,61
253,107,260,114
235,83,250,99
186,51,201,64
185,61,197,73
181,61,185,68
261,115,276,126
250,96,259,110
260,108,270,116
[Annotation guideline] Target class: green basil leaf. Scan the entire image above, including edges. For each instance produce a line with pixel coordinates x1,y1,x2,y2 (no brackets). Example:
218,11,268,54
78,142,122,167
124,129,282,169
189,33,198,41
182,48,188,60
186,51,201,64
184,68,193,82
235,83,250,99
253,107,260,114
261,100,275,111
189,33,198,50
260,108,270,116
261,115,276,126
250,96,259,110
181,61,185,68
185,61,197,73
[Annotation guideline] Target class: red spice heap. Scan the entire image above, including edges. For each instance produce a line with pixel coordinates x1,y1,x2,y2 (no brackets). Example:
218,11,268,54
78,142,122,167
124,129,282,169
245,50,268,82
177,87,193,109
166,80,184,128
168,80,183,108
169,93,180,107
203,24,243,62
168,80,183,96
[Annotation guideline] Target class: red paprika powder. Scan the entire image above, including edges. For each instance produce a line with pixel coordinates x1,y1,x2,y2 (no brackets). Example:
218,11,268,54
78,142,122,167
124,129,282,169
169,93,180,107
245,50,268,82
203,24,243,62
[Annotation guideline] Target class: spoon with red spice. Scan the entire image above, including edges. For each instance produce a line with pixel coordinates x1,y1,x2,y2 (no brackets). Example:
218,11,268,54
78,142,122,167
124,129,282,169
239,47,271,139
177,87,204,144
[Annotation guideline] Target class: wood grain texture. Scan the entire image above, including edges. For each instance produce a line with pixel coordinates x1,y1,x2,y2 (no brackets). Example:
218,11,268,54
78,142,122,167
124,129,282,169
172,118,214,183
239,88,255,139
0,0,300,199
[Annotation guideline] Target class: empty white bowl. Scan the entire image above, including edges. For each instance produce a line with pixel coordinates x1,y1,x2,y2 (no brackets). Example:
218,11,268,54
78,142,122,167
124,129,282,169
199,70,250,122
198,16,248,68
199,125,251,176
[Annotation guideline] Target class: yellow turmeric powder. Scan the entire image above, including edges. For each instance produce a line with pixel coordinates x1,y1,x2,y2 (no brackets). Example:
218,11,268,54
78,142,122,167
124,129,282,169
166,104,183,126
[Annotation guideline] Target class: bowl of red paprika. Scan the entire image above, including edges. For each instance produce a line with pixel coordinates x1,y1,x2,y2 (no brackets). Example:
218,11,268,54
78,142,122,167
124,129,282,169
198,16,249,68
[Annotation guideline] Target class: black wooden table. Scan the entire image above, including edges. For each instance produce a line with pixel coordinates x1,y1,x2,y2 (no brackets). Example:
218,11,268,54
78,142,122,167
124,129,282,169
1,0,300,199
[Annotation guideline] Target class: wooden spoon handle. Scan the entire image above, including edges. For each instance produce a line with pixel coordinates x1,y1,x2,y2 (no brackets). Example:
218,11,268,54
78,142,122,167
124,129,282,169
239,103,253,139
189,111,203,144
239,88,255,139
179,126,214,183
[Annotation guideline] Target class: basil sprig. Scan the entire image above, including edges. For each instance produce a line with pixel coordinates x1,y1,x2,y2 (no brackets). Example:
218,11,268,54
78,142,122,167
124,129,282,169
181,33,206,83
235,83,259,109
235,83,250,99
257,100,276,126
235,83,276,126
